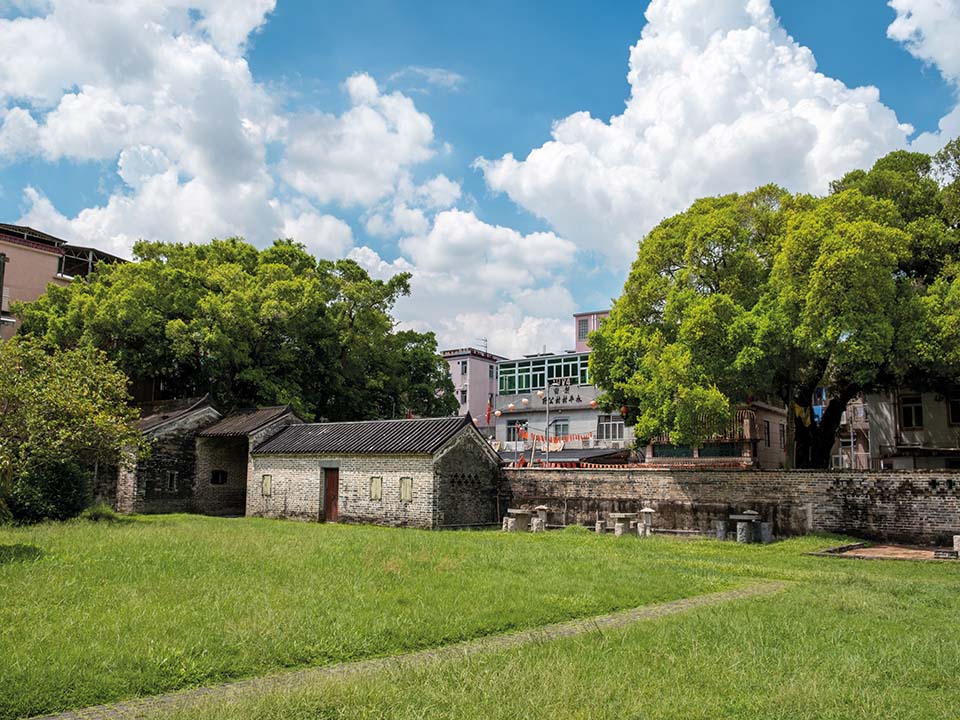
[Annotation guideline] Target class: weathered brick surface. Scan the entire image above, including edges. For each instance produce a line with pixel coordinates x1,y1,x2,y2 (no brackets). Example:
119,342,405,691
248,454,436,526
117,410,220,514
505,468,960,545
248,427,503,529
434,430,502,527
194,436,248,515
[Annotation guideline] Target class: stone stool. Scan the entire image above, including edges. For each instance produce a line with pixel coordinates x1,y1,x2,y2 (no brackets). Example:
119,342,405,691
609,513,637,538
759,522,774,544
713,520,728,541
736,521,753,544
595,519,606,534
531,517,545,533
506,509,531,532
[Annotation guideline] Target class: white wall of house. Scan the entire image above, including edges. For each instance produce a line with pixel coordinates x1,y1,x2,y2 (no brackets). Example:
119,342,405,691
866,390,960,469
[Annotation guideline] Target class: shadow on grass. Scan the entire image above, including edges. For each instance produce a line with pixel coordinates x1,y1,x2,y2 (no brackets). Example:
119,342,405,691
0,544,43,564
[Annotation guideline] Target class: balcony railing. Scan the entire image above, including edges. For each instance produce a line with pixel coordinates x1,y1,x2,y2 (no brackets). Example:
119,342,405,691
652,408,759,445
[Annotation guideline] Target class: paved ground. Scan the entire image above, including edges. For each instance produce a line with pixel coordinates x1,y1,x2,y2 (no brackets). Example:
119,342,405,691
838,544,954,561
33,581,789,720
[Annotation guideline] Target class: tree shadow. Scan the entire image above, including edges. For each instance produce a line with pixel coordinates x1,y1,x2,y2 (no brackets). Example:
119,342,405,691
0,544,43,564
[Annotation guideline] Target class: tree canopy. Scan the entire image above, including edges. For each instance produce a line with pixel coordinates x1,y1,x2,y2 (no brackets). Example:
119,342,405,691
0,336,144,521
16,238,457,421
590,140,960,467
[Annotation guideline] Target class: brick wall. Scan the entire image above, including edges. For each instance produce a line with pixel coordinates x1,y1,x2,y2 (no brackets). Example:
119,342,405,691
434,429,502,527
120,410,220,514
194,436,248,515
248,454,436,527
505,467,960,545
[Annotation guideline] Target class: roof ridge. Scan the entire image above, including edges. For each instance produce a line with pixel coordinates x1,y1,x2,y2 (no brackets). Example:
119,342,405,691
288,415,467,428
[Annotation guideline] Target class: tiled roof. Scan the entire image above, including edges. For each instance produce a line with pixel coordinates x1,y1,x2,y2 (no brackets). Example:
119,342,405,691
199,406,295,437
137,396,216,433
253,415,473,455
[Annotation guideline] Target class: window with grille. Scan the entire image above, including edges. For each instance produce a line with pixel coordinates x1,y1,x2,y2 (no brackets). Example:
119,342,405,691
901,395,923,429
551,419,569,438
596,414,624,440
506,420,524,442
459,389,467,404
763,420,771,447
459,360,467,375
369,476,382,501
779,423,786,449
166,471,178,492
577,318,589,340
210,469,227,485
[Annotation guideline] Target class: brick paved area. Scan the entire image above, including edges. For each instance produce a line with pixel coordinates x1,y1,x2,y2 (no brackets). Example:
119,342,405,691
32,581,789,720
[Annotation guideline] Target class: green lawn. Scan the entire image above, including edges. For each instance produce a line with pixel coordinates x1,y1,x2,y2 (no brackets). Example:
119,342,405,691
1,515,734,720
165,537,960,720
171,564,960,720
4,517,960,720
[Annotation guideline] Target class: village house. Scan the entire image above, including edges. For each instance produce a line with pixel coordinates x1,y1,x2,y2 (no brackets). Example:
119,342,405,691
195,405,302,515
116,398,300,515
830,389,960,470
116,396,222,514
248,415,503,528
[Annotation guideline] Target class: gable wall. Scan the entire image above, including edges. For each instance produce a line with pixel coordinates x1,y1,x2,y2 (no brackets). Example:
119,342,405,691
121,407,221,513
434,428,502,527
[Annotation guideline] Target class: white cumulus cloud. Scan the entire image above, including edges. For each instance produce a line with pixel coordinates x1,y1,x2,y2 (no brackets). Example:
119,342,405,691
478,0,914,263
887,0,960,152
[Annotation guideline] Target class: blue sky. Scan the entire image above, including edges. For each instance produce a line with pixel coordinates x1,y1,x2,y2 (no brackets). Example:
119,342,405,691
1,0,958,355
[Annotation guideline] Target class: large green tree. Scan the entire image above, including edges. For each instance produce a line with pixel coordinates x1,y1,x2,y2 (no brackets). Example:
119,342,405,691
16,238,457,421
0,337,144,521
591,142,960,468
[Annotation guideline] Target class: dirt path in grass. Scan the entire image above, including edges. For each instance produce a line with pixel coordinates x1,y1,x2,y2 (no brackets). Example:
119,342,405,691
33,581,789,720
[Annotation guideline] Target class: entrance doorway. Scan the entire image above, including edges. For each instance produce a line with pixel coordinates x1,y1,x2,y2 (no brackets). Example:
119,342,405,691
323,468,339,522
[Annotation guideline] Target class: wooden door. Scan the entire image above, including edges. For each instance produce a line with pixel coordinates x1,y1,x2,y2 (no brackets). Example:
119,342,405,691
323,468,339,522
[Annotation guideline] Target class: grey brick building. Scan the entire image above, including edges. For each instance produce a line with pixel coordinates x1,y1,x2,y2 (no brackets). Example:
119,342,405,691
248,415,503,528
117,396,222,514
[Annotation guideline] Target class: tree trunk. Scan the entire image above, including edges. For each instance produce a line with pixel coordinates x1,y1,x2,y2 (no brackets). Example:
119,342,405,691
793,385,859,469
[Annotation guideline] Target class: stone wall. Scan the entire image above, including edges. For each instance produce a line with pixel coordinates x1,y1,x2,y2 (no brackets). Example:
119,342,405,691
505,467,960,545
248,454,436,527
434,429,502,527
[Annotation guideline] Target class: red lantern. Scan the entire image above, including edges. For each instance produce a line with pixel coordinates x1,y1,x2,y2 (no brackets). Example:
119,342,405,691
620,405,628,416
589,399,598,409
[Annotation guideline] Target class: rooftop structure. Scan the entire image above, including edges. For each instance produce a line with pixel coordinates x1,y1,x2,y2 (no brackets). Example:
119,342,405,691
0,223,125,340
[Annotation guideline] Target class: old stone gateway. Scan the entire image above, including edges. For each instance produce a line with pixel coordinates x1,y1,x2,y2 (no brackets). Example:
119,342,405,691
249,415,503,528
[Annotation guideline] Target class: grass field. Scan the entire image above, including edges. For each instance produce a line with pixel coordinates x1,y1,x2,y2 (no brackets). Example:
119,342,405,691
3,516,960,720
2,515,733,719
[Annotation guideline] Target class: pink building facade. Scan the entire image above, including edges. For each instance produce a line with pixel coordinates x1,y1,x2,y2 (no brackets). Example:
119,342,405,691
441,347,505,437
573,310,609,353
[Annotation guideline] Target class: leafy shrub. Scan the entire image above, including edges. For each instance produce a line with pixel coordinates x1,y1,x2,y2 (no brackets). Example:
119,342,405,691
8,461,92,524
79,502,125,522
562,523,593,534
